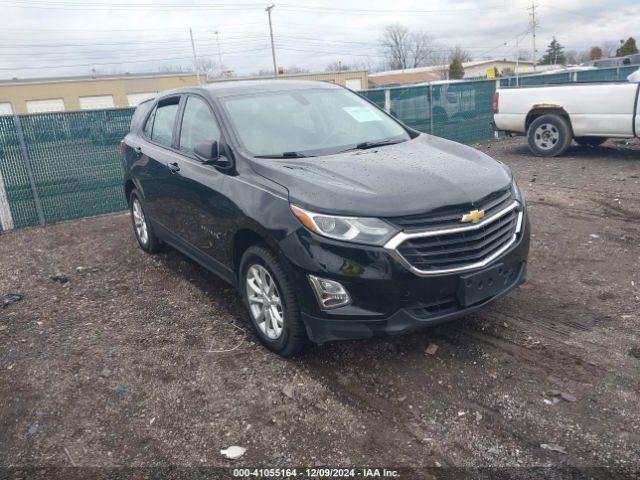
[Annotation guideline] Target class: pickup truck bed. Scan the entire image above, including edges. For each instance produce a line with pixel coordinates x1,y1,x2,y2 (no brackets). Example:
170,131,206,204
493,81,640,156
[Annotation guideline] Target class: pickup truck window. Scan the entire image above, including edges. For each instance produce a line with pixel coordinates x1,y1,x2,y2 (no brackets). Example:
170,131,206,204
221,88,409,157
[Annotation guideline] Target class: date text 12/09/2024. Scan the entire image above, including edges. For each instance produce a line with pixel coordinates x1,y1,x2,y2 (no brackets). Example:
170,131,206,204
232,468,401,478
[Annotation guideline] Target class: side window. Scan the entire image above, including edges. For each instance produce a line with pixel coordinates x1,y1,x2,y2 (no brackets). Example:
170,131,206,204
150,97,180,147
179,96,221,155
143,107,155,137
131,100,153,132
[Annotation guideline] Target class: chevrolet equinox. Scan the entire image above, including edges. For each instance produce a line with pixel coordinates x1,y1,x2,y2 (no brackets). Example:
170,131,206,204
121,80,530,356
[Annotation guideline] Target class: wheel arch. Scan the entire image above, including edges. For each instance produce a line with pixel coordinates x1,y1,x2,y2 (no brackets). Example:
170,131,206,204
232,226,303,295
525,105,573,134
124,179,136,204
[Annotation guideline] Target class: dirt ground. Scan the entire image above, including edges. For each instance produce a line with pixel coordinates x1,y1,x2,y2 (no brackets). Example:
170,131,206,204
1,137,639,478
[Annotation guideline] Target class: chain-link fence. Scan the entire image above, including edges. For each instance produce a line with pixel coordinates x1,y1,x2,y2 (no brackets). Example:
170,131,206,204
0,108,133,230
2,81,501,231
2,67,636,231
361,79,497,145
499,65,638,87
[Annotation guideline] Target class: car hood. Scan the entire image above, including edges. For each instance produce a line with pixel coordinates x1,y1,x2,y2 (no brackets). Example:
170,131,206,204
249,134,512,217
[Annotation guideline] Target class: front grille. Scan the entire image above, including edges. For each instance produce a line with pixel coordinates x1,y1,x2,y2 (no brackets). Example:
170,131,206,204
392,203,521,273
388,187,513,232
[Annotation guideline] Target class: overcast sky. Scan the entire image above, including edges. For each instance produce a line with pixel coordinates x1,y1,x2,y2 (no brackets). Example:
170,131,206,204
1,0,639,79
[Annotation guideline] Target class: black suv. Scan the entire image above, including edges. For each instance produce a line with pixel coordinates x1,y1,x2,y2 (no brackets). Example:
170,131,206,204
122,80,530,356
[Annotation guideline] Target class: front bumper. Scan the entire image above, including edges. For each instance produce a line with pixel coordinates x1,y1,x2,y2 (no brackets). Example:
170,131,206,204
280,213,531,344
302,262,526,344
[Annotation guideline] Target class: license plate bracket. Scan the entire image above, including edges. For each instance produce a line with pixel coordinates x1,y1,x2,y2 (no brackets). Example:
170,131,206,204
457,263,516,307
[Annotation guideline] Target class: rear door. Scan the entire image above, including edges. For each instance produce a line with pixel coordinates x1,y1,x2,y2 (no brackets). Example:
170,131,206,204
133,95,181,227
162,94,236,267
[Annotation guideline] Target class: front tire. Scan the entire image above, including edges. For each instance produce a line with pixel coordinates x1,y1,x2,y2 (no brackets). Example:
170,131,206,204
575,136,607,147
129,189,161,254
527,114,572,157
240,245,308,357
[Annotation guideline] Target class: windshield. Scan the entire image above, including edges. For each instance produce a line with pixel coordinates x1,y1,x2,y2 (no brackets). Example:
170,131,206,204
221,88,410,157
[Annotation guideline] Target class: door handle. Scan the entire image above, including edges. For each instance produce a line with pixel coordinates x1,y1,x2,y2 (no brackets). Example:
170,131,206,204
167,162,180,173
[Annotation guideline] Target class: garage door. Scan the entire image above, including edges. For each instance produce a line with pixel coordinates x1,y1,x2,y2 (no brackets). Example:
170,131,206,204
0,102,13,116
345,78,363,91
26,99,65,113
79,95,115,110
127,92,156,106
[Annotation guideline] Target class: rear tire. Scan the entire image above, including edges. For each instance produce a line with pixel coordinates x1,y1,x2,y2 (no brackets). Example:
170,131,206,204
575,136,607,147
129,189,161,254
239,245,308,357
527,114,572,157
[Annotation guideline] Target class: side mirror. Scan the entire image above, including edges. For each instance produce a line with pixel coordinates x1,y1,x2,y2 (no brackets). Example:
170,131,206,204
194,141,234,171
194,141,219,161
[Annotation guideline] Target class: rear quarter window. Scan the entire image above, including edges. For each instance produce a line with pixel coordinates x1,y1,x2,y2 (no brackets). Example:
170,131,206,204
130,100,154,132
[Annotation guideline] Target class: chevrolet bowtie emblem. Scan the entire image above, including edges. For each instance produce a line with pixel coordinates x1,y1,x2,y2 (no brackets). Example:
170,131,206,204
461,209,485,223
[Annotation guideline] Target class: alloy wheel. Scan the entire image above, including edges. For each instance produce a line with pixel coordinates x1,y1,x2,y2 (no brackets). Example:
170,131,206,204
132,198,149,246
245,264,284,340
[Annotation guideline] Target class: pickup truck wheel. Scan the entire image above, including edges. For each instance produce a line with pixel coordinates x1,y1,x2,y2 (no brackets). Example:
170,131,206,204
240,245,308,357
575,136,607,147
527,115,572,157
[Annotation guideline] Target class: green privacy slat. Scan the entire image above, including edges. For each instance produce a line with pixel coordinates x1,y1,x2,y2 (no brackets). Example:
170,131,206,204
0,116,40,228
361,89,386,109
389,85,431,132
0,108,134,229
6,66,636,230
430,80,496,144
383,80,496,144
500,65,639,86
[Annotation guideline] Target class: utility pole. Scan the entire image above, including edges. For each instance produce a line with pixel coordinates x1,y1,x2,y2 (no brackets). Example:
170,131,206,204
515,35,520,86
527,3,538,71
189,28,201,84
266,4,278,77
214,30,223,73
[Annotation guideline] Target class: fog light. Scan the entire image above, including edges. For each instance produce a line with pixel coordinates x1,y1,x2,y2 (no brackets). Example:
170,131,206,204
308,275,351,309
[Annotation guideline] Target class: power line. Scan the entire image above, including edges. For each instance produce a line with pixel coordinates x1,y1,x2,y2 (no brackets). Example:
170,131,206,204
0,0,265,11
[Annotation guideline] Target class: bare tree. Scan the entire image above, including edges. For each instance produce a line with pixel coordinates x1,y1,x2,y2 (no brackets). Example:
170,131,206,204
431,52,451,80
284,65,310,74
158,65,190,73
588,46,604,60
380,24,440,69
381,24,411,69
517,49,531,61
326,60,347,72
565,50,579,64
602,40,618,57
449,46,472,63
410,32,438,68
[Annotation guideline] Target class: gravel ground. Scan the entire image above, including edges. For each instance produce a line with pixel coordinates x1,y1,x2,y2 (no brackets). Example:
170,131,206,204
1,137,639,478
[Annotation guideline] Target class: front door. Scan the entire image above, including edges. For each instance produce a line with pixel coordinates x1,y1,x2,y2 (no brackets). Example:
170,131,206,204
162,94,239,268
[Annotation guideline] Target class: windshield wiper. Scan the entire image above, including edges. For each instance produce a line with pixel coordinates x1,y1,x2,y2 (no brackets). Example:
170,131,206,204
254,151,309,159
336,138,406,154
354,138,405,150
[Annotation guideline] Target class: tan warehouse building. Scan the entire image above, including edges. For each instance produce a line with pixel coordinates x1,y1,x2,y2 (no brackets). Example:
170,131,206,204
0,70,369,116
209,70,369,91
0,72,200,115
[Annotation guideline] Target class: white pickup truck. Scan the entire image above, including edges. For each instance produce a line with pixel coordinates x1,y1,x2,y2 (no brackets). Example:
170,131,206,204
493,69,640,156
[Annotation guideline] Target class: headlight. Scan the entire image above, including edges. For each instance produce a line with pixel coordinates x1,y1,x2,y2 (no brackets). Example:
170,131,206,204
290,205,397,245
